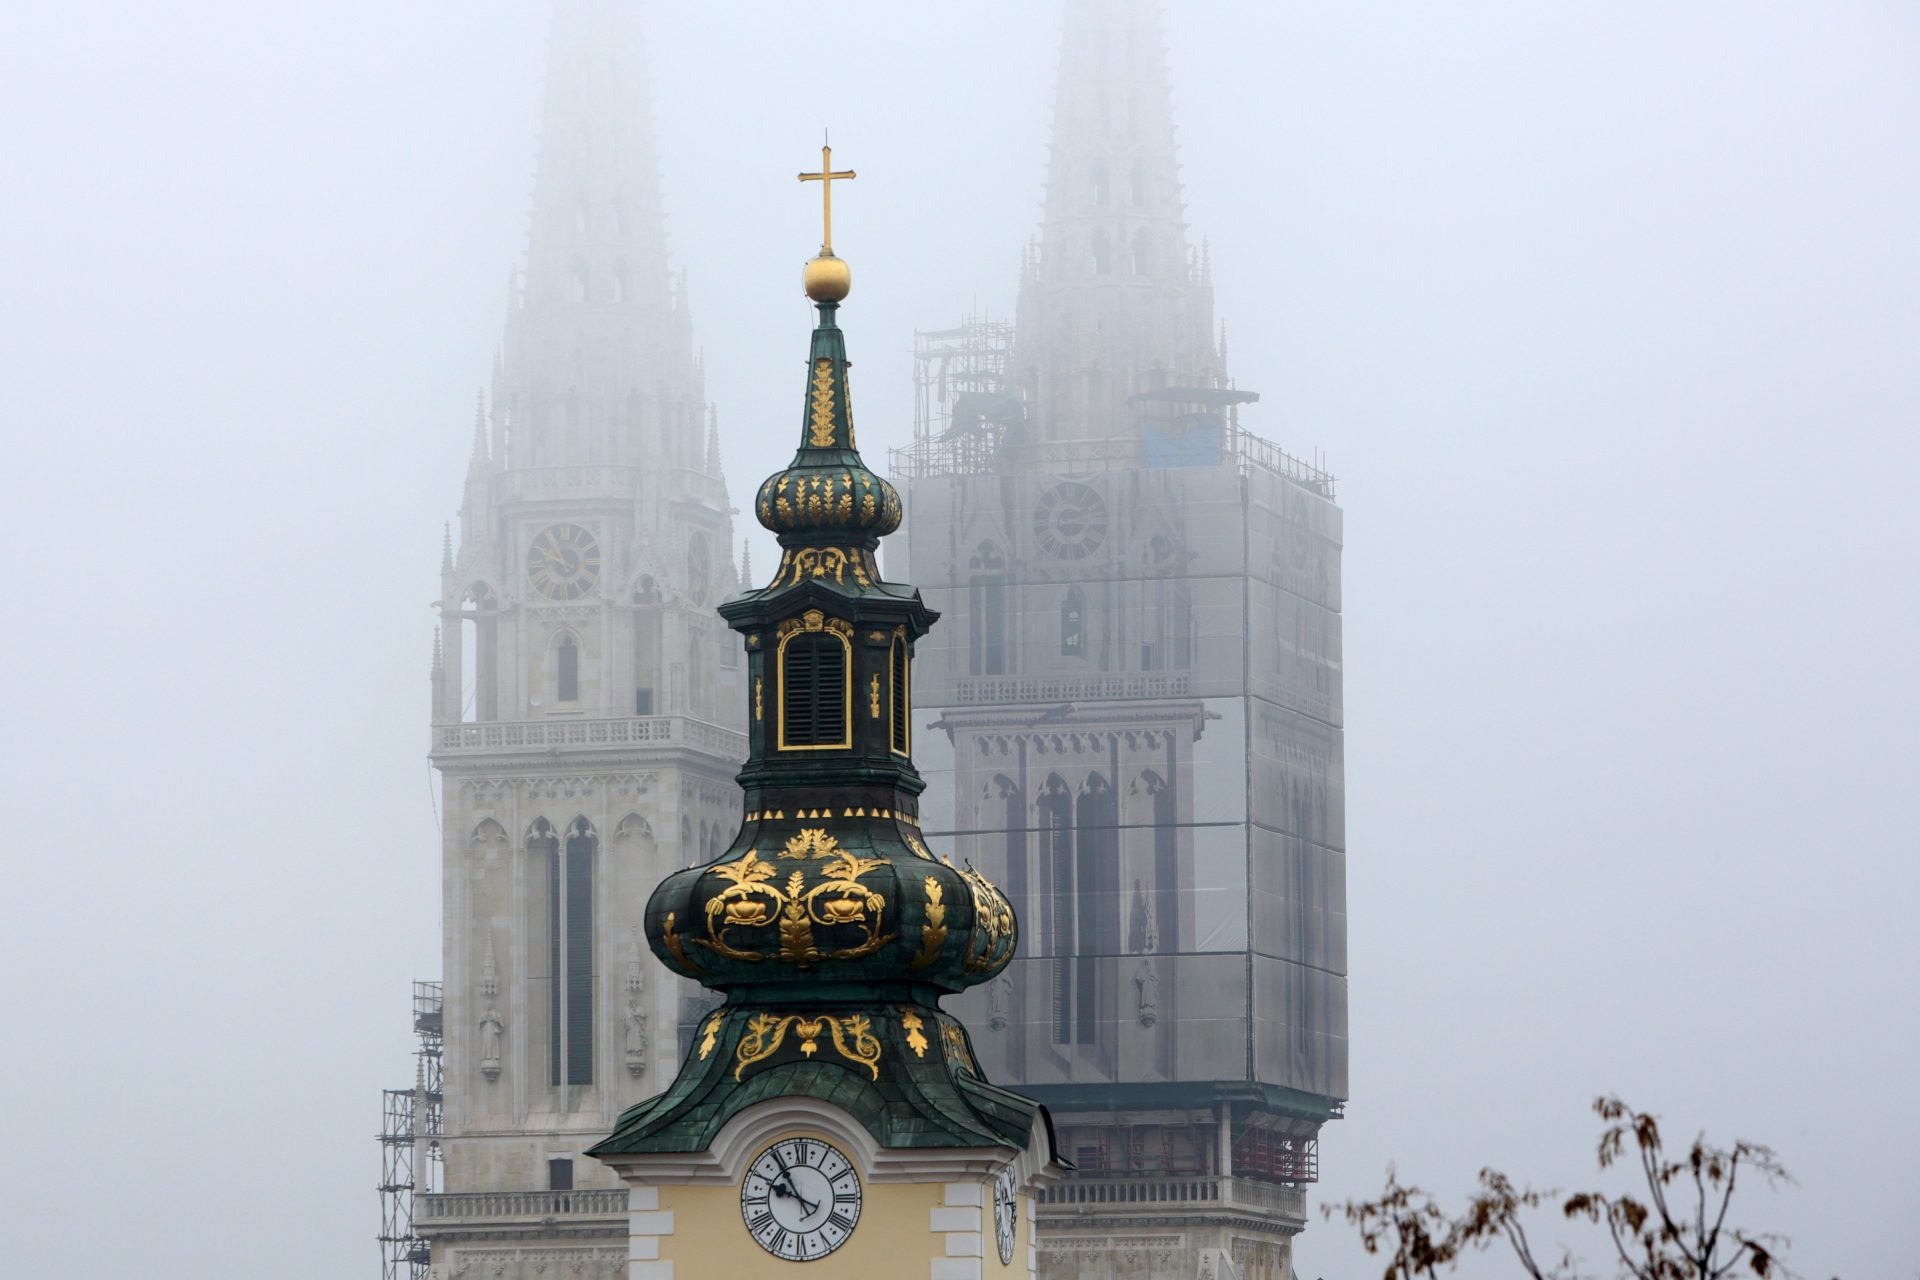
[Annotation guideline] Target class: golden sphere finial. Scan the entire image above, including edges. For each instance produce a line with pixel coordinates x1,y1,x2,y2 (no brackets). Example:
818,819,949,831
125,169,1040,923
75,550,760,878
803,252,852,303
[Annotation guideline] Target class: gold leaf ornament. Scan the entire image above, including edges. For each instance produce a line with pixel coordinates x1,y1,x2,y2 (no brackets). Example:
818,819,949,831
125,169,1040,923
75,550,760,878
901,1009,929,1058
910,877,948,970
808,359,836,448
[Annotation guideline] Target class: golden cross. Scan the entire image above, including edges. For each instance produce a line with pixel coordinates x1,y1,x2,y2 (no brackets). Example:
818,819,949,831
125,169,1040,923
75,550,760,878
798,143,856,255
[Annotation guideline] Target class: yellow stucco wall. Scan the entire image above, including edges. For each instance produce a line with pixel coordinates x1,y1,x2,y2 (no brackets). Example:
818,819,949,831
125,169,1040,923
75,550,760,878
653,1179,944,1276
631,1128,1038,1279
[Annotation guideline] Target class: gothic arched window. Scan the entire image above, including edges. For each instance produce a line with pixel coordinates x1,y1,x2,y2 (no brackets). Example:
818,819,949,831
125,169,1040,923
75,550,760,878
1061,587,1086,657
572,264,590,303
779,625,851,749
1133,228,1155,276
557,635,579,703
1038,775,1075,1045
889,634,911,756
1074,773,1119,1044
968,542,1007,676
1091,230,1111,276
1093,161,1111,207
560,817,596,1085
1130,162,1147,207
529,815,595,1088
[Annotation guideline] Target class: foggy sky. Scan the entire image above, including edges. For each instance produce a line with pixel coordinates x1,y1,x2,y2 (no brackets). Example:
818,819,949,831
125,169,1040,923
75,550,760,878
2,2,1915,1277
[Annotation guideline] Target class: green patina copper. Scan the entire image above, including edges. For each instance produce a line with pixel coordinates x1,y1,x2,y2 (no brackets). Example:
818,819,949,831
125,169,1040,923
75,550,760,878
592,292,1041,1159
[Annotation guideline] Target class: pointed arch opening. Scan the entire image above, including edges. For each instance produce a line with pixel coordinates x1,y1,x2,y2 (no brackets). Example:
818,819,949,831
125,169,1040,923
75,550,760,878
560,816,596,1086
1091,230,1112,276
968,542,1008,676
1061,586,1087,657
1092,161,1111,207
1132,227,1155,276
1074,773,1119,1044
1038,774,1075,1045
460,583,498,723
529,816,595,1089
556,632,580,704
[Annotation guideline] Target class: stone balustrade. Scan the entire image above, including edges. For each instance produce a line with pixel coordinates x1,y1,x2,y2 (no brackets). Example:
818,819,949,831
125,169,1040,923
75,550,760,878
1036,1175,1306,1223
433,716,747,762
416,1189,628,1221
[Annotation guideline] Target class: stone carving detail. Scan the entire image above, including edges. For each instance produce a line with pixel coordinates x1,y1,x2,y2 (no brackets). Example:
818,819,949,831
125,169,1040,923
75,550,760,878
479,930,505,1081
1131,882,1160,1028
623,929,650,1076
987,975,1011,1031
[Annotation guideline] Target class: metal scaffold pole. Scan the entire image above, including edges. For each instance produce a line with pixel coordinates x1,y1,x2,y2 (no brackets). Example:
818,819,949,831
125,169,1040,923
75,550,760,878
377,981,443,1280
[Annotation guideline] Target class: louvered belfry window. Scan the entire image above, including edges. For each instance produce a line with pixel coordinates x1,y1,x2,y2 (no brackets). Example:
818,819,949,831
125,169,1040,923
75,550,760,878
780,631,849,748
889,635,910,756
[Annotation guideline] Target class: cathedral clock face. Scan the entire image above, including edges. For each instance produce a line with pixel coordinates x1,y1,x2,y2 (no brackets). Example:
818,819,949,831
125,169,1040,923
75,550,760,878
1033,480,1109,560
526,523,601,600
994,1166,1018,1265
741,1138,862,1261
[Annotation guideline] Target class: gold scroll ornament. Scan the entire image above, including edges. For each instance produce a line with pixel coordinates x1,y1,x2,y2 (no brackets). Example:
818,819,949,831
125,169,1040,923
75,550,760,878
960,865,1016,974
734,1011,882,1081
773,546,873,589
695,831,895,967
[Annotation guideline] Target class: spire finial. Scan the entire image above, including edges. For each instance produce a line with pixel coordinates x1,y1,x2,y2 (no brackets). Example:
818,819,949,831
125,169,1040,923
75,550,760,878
740,538,753,586
441,522,454,574
798,139,856,302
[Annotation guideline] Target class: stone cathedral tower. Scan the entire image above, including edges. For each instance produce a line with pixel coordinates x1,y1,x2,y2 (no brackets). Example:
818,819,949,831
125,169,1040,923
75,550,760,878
894,2,1350,1278
418,3,746,1275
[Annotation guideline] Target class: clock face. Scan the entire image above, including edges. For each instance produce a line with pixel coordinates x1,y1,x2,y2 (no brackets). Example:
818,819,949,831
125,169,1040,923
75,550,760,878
526,523,601,601
741,1137,862,1262
994,1166,1018,1265
1033,480,1109,561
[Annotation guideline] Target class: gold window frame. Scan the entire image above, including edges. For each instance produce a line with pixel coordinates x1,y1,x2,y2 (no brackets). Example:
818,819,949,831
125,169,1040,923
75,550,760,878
889,629,911,758
776,610,854,751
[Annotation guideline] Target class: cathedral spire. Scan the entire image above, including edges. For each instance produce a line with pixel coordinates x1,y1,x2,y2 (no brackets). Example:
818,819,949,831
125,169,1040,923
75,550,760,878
1014,0,1223,442
492,0,701,470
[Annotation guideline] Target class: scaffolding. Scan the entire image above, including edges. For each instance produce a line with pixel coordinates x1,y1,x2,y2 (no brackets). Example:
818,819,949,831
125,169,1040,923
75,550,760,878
893,316,1336,499
378,981,444,1280
899,317,1022,479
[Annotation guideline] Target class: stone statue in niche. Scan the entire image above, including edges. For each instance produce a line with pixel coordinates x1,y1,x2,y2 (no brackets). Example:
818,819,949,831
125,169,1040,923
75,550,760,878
624,930,650,1076
480,929,505,1080
987,975,1010,1031
1132,889,1160,1028
480,1006,504,1079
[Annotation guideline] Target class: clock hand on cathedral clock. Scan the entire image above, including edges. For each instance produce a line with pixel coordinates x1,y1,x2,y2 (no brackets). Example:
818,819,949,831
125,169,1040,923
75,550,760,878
772,1177,819,1218
767,1150,819,1218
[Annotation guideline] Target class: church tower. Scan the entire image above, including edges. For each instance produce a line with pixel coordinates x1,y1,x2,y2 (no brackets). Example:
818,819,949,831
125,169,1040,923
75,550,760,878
894,2,1349,1278
589,154,1061,1279
418,3,746,1275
